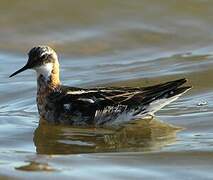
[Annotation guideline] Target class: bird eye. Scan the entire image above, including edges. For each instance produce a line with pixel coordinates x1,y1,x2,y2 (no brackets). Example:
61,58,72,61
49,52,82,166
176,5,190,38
40,54,48,59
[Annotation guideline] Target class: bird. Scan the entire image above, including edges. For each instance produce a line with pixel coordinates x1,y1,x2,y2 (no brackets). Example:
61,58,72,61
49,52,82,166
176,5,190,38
9,46,191,126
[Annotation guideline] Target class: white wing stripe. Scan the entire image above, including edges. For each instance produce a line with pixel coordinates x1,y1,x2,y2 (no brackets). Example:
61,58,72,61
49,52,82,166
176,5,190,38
67,90,98,95
78,98,95,103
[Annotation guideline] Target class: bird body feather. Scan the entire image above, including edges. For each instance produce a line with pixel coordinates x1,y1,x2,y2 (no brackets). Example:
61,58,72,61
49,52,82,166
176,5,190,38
42,78,191,126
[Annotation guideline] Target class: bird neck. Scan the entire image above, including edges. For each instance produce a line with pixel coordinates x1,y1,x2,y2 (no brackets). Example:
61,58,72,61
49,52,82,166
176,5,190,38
37,62,61,93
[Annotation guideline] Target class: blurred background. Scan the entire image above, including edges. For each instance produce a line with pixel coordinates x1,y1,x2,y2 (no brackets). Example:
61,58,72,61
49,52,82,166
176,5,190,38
0,0,213,179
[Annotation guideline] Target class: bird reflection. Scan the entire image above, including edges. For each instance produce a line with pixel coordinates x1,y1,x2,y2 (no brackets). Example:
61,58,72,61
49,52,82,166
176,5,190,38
33,118,182,155
15,161,56,172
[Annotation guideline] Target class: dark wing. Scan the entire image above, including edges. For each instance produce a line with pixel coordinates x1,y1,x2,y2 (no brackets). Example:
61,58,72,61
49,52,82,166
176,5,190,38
48,78,190,124
57,78,189,109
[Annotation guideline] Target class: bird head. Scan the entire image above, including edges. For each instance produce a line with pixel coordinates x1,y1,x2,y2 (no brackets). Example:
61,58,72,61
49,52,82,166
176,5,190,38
9,46,59,79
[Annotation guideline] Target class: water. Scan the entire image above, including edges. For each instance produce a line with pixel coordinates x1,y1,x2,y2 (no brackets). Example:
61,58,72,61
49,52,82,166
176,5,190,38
0,0,213,179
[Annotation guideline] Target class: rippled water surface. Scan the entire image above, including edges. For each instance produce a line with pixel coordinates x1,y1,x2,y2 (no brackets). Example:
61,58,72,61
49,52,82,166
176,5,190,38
0,0,213,179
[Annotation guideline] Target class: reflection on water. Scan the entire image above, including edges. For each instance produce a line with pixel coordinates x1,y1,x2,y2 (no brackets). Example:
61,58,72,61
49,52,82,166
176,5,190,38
16,161,56,172
33,118,181,155
1,0,213,178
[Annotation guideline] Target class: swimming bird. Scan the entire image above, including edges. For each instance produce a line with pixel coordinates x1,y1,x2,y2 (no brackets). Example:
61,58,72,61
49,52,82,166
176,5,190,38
9,46,191,126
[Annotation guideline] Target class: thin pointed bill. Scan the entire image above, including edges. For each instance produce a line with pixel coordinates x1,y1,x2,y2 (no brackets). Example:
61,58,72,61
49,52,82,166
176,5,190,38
9,65,29,78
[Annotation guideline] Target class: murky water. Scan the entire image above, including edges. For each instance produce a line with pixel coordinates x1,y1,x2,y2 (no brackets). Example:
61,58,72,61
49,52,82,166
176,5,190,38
0,0,213,179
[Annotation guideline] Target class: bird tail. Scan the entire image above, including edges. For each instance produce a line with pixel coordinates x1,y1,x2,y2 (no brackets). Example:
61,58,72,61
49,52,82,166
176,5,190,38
135,78,191,117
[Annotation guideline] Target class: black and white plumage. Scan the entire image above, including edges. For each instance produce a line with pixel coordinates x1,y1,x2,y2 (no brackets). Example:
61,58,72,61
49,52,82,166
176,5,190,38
9,46,191,126
47,78,191,126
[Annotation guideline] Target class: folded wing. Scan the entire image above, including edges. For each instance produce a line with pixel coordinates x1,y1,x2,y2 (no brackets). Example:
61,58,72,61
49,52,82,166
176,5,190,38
49,78,191,125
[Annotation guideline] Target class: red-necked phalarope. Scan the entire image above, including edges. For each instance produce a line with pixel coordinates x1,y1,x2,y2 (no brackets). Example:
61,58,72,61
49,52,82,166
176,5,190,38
10,46,191,126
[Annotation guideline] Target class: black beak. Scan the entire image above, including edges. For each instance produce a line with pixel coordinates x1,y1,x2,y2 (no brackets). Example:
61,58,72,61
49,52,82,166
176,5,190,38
9,64,29,78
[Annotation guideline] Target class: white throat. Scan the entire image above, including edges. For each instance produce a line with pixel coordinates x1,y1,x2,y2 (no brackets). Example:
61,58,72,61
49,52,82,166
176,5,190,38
35,63,53,80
